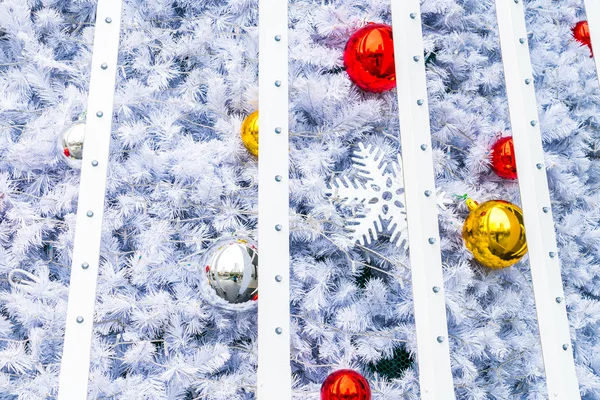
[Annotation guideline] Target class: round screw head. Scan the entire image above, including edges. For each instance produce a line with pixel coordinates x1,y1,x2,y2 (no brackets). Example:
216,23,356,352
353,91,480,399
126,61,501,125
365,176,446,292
275,224,283,231
275,175,282,182
275,127,282,134
96,111,103,118
101,63,108,70
82,262,89,270
519,38,526,44
420,144,428,151
274,80,282,87
413,55,420,62
86,211,94,217
437,336,445,343
275,275,283,282
536,163,543,169
424,190,432,197
555,297,563,304
91,160,99,167
275,327,283,335
105,17,112,24
530,120,537,126
76,316,84,323
549,252,556,258
417,99,424,106
274,35,281,42
562,344,569,351
525,78,531,85
432,286,440,293
410,13,416,19
428,237,436,244
542,207,549,213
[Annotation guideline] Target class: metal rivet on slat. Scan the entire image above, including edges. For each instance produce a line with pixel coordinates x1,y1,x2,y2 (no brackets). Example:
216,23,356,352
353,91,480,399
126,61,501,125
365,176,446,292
562,344,569,351
275,275,282,282
424,190,432,197
101,63,108,70
417,99,424,106
420,144,428,151
428,238,436,244
86,211,94,217
96,111,103,118
82,262,89,270
530,120,537,126
105,17,112,24
525,78,531,85
275,327,283,335
437,336,445,343
275,175,282,182
536,163,543,169
275,80,282,87
514,0,519,3
76,316,84,323
410,13,416,19
92,160,99,167
275,224,282,231
542,207,549,213
432,286,440,293
413,55,420,62
549,252,556,258
275,35,281,42
556,297,563,304
275,127,282,134
519,38,526,44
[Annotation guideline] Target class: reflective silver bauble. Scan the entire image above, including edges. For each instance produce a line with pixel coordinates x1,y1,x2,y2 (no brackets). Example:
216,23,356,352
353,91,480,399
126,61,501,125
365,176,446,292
204,238,258,304
61,122,86,159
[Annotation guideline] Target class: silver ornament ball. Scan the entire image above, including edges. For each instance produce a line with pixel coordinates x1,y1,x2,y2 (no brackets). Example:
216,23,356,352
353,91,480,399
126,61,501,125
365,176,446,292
204,237,258,304
61,122,86,160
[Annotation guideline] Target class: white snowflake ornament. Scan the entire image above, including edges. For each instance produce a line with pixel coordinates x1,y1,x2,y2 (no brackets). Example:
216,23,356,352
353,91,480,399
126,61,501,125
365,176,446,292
327,143,408,247
327,143,451,248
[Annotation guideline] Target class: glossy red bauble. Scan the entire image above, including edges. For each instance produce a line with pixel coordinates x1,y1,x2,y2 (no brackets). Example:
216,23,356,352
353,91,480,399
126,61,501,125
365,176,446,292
490,137,517,180
343,23,396,93
573,20,593,56
321,369,371,400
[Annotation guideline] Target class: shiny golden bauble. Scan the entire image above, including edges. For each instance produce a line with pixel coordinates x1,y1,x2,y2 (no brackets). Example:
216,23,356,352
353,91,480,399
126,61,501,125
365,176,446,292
241,111,259,157
462,198,527,269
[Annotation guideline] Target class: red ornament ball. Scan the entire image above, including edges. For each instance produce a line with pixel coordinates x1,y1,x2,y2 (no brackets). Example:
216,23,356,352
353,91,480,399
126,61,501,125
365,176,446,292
343,23,396,93
573,20,593,56
321,369,371,400
490,137,517,180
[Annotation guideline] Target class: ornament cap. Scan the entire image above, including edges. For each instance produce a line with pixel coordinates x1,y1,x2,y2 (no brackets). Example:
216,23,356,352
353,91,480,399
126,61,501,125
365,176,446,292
466,198,479,211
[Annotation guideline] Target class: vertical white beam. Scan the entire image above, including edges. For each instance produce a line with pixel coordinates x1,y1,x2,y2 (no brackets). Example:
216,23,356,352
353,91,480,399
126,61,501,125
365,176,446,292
584,0,600,88
256,0,291,399
494,1,581,399
58,1,123,399
390,2,456,399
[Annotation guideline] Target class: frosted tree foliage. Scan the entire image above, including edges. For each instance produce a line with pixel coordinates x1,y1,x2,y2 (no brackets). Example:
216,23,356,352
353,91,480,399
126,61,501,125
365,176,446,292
1,0,600,399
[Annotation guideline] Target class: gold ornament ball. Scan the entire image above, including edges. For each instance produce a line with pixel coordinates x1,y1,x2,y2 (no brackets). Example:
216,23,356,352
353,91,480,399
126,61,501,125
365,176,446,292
241,111,259,157
462,198,528,269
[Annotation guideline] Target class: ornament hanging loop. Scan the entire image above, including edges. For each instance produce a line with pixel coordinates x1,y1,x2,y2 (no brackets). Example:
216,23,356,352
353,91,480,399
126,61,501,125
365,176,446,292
466,198,479,211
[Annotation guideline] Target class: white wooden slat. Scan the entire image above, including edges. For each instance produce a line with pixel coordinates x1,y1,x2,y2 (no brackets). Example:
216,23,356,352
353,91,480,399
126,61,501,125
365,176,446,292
584,0,600,88
57,1,123,399
390,2,456,399
494,0,581,398
256,0,292,398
